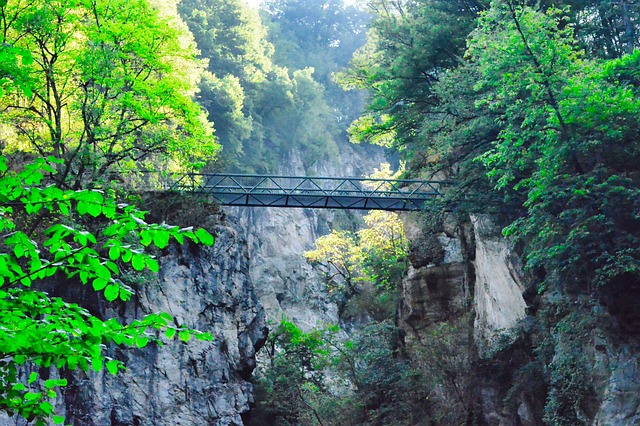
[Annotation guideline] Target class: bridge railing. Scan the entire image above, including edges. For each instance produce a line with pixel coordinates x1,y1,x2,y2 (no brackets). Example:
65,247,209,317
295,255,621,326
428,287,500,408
135,172,448,210
160,173,445,198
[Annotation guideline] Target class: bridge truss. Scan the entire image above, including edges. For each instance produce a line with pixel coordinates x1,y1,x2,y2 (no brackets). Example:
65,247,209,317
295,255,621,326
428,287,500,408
153,173,445,211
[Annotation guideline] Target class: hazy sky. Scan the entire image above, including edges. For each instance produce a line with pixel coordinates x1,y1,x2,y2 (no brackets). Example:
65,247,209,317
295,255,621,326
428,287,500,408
244,0,358,8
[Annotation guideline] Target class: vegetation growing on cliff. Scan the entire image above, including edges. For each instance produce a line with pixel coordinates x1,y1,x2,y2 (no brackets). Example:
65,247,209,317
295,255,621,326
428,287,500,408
341,0,640,423
0,0,217,423
249,162,422,425
0,0,217,187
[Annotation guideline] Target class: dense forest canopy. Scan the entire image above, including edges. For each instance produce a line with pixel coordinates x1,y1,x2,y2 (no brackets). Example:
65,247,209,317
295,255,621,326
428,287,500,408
176,0,369,172
344,0,640,293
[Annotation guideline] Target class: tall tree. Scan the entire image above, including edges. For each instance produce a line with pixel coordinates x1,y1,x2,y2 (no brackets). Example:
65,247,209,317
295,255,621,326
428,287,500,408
179,0,340,172
339,0,488,164
263,0,371,125
468,2,640,291
0,0,216,188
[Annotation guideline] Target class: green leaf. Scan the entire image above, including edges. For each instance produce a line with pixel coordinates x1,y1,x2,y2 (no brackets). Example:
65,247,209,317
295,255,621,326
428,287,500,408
38,401,53,413
76,201,89,216
104,283,120,302
135,336,149,348
153,230,170,249
14,245,24,258
178,330,191,342
195,332,213,341
87,203,102,217
105,360,119,375
131,254,146,271
23,392,41,401
165,328,176,339
108,246,120,260
146,257,159,273
140,230,153,246
53,415,65,425
195,228,214,246
28,372,38,384
92,278,108,291
44,379,59,389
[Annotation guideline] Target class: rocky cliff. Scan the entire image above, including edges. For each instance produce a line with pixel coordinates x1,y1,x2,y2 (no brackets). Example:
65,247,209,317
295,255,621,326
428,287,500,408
228,144,386,329
2,217,267,426
401,214,640,425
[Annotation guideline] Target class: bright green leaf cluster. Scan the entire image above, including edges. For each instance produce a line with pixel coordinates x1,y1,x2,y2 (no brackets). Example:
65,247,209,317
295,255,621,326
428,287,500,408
0,156,214,423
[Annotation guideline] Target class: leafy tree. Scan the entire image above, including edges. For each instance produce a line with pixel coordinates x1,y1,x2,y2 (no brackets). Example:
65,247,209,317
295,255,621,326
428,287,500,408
261,0,371,125
305,229,363,299
179,0,273,82
339,0,488,157
250,319,337,426
468,3,640,292
544,0,639,58
358,210,408,290
251,319,427,426
305,165,409,308
0,156,215,424
179,0,341,172
0,0,217,189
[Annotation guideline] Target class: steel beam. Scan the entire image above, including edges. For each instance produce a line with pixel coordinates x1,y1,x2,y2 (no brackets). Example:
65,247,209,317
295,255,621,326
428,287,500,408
149,172,446,211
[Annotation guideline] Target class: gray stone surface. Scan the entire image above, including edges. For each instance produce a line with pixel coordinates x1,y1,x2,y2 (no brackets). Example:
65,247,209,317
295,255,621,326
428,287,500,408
471,215,527,352
228,145,386,330
40,220,266,426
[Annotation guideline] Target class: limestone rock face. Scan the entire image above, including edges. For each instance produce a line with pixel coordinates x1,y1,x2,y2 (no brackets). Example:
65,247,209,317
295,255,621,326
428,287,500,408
400,215,532,423
401,213,640,425
55,220,266,426
228,145,385,329
593,346,640,424
400,263,469,336
400,215,527,349
232,206,338,329
471,215,527,351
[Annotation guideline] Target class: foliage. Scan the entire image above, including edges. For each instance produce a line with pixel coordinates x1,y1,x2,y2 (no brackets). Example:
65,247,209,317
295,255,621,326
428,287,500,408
0,156,215,424
346,0,640,423
338,0,488,156
467,4,640,292
250,319,338,426
305,229,363,294
305,165,409,299
251,319,427,426
358,211,408,290
179,0,341,173
261,0,371,125
0,0,217,187
410,317,476,424
553,0,640,58
332,320,428,425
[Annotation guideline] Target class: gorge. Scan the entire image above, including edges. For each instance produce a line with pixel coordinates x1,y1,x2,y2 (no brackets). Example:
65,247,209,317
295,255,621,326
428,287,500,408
1,0,640,425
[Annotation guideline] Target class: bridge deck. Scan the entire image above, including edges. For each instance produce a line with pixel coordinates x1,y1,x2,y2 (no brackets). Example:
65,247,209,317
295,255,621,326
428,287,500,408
152,173,446,211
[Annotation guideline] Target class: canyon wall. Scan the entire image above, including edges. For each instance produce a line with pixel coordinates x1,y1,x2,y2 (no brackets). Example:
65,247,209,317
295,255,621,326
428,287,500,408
401,214,640,425
228,144,386,329
0,217,267,426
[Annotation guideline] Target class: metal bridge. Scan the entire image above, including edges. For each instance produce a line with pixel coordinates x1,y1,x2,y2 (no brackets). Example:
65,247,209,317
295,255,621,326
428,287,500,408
151,173,445,211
